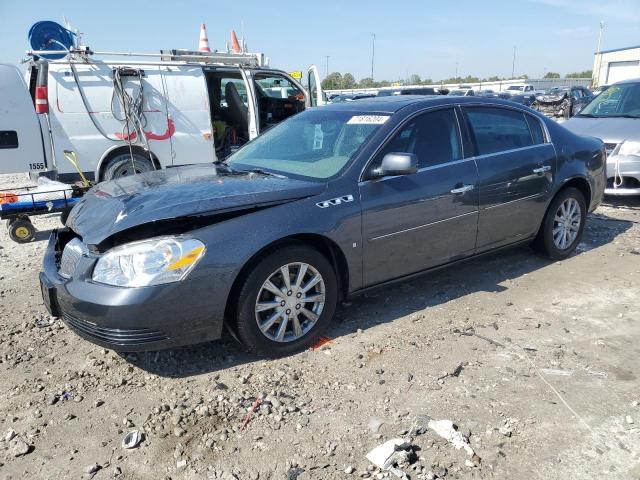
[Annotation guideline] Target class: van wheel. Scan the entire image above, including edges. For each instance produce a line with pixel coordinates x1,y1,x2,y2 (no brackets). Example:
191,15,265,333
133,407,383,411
233,244,338,356
103,154,154,181
532,187,586,259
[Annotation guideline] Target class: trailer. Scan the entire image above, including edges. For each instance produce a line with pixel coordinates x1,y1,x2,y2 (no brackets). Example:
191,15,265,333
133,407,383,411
0,182,89,243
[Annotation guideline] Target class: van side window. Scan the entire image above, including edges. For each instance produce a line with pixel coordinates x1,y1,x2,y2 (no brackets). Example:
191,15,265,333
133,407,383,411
525,115,545,145
377,108,462,169
465,107,533,155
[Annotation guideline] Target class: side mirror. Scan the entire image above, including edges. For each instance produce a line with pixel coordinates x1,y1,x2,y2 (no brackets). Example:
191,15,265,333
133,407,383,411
373,153,418,178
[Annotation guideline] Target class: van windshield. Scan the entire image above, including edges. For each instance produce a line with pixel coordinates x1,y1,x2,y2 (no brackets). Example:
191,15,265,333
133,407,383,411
227,109,389,180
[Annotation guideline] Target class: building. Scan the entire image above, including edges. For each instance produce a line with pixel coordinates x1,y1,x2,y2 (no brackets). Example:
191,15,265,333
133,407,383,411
593,45,640,87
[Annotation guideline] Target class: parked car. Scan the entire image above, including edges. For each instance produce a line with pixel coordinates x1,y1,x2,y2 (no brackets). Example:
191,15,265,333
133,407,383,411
329,94,356,103
504,84,535,94
0,56,325,182
352,93,377,100
564,78,640,195
507,93,537,107
40,96,605,355
532,86,593,119
447,88,475,96
377,87,437,96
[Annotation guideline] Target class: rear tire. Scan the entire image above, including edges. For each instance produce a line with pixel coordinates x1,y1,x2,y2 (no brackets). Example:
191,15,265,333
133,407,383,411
102,153,154,181
532,187,586,259
233,244,338,356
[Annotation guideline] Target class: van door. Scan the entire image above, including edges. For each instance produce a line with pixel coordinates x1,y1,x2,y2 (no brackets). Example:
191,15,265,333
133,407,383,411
307,65,325,106
161,65,215,165
0,64,45,174
240,67,259,139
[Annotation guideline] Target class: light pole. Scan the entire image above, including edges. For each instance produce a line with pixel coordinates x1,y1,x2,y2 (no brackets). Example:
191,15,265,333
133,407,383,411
325,55,330,77
511,46,516,79
455,62,458,80
595,21,605,87
371,34,376,81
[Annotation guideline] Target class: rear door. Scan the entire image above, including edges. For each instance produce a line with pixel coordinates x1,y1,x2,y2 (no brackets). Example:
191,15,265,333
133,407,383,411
307,65,325,106
0,64,45,174
462,105,555,250
360,107,479,286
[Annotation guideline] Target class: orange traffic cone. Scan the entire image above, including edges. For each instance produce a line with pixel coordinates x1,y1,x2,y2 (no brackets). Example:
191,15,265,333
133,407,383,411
230,30,242,53
199,23,211,52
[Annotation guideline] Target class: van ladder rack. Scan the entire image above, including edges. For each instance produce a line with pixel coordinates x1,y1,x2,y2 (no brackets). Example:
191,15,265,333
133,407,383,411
26,48,266,67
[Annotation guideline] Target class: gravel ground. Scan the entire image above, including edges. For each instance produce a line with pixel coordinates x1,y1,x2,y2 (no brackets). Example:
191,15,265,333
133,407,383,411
0,173,639,480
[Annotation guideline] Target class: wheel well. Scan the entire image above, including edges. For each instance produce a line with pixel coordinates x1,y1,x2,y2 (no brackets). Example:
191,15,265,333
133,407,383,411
561,177,591,207
223,234,350,323
98,146,160,182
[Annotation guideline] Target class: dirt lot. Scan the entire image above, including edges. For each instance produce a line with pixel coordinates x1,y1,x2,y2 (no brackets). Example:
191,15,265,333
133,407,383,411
0,173,639,480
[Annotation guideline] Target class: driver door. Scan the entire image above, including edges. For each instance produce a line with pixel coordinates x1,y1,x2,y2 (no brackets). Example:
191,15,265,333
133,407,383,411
307,65,325,107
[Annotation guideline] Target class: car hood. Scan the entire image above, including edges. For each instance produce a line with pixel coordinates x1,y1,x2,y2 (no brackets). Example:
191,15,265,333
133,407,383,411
66,164,325,246
563,117,640,144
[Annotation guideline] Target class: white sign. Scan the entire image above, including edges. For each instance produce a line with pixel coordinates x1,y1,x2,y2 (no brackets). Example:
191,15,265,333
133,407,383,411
347,115,390,125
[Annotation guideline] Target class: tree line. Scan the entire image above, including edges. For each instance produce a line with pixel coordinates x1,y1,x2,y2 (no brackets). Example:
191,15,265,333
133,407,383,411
321,70,593,89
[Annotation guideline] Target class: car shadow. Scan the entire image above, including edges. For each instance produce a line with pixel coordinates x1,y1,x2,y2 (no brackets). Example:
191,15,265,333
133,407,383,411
123,210,634,378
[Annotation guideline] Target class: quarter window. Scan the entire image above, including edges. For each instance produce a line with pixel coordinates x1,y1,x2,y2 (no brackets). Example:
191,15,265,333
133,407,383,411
465,107,533,155
377,108,462,169
525,114,546,145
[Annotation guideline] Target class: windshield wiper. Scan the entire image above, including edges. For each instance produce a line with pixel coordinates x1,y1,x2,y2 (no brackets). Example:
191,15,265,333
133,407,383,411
614,114,640,119
575,113,601,118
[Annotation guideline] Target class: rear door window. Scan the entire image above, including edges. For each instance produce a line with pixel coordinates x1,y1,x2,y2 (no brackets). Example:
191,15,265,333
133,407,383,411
464,107,533,155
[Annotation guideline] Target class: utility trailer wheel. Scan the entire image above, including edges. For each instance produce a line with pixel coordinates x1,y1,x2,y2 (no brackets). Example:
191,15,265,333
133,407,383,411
8,218,36,243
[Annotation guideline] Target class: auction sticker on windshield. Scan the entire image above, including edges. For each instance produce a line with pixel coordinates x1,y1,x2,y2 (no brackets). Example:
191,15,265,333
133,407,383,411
347,115,390,125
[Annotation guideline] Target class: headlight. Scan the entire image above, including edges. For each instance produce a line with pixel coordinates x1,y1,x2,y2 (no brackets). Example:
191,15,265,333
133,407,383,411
92,236,205,287
616,141,640,157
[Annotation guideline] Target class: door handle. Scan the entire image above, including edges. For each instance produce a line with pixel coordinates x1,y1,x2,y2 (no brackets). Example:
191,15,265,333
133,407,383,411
532,165,551,174
450,184,474,194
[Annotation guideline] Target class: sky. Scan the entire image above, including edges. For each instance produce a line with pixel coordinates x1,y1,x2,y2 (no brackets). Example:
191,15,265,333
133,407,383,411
1,0,639,82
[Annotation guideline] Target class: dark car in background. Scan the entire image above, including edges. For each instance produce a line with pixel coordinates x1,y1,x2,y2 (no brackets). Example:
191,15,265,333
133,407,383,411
40,97,605,355
533,86,593,119
377,87,437,96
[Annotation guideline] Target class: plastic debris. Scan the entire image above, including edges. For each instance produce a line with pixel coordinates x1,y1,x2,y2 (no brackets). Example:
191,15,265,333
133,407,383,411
366,438,411,479
427,418,475,456
368,417,383,433
240,397,262,430
122,430,144,449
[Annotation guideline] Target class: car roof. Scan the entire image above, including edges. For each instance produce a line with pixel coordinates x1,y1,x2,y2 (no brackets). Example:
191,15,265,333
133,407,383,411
322,95,532,113
614,77,640,85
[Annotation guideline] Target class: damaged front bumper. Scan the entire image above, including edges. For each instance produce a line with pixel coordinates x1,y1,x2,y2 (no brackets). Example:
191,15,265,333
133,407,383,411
605,154,640,196
40,229,226,351
534,101,568,118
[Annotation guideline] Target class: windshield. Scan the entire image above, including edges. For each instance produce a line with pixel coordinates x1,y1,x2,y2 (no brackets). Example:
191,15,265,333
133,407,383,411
448,90,465,95
579,82,640,118
227,109,389,180
507,86,523,91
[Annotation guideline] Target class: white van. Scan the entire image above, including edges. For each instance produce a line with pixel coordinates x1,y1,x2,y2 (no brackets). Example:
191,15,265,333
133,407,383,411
0,50,324,182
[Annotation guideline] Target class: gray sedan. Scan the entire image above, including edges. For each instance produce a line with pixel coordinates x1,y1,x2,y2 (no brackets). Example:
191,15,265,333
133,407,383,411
564,78,640,196
40,96,605,355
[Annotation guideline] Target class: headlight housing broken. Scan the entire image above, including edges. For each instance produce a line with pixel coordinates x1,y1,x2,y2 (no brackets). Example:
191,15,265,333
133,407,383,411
92,236,205,287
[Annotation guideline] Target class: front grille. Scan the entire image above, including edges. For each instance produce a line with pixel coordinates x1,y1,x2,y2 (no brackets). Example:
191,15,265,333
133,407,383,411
604,143,618,155
59,238,87,278
63,313,168,346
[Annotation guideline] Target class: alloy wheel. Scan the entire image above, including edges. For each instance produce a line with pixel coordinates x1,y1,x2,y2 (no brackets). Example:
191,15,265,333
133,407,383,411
254,262,326,342
552,197,581,250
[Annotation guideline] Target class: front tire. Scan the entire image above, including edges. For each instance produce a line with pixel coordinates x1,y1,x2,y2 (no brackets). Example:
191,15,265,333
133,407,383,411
532,187,586,259
233,244,338,356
